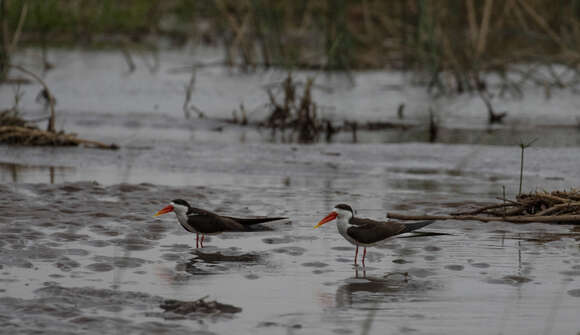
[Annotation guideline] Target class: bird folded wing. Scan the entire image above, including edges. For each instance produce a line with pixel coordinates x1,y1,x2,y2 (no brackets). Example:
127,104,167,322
346,219,406,244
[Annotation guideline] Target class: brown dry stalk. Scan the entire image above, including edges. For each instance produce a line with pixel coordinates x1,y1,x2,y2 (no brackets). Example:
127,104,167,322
441,28,461,73
498,206,529,216
466,0,479,50
516,0,566,50
451,202,517,216
534,201,580,216
493,0,517,31
531,192,570,204
362,0,372,35
476,0,493,57
554,190,580,201
214,0,253,65
297,0,313,36
511,1,530,31
9,2,28,54
230,11,251,55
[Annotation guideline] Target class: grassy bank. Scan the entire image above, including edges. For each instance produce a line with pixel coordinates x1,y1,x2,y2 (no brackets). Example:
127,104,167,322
1,0,580,91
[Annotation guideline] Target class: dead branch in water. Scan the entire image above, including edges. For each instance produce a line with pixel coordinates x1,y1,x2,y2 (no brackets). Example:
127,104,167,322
451,202,518,216
0,126,119,150
389,189,580,224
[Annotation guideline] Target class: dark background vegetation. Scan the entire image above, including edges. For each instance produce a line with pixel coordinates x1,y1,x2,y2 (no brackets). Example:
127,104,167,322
2,0,580,90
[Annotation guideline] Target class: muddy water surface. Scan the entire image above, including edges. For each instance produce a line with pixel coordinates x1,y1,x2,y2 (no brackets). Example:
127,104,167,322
1,49,580,335
1,151,579,335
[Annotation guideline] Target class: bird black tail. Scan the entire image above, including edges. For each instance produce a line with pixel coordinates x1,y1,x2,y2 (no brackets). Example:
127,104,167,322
400,220,435,233
225,216,288,226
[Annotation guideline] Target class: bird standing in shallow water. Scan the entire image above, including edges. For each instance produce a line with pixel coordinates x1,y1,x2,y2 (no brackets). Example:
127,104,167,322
315,204,435,266
154,199,287,248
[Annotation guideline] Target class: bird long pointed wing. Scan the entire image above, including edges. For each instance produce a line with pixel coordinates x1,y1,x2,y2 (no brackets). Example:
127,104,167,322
400,220,435,233
186,207,244,233
187,207,286,233
346,217,406,244
222,216,288,226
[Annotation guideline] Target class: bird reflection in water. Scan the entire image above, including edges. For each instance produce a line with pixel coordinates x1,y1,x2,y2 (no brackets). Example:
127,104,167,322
335,271,412,308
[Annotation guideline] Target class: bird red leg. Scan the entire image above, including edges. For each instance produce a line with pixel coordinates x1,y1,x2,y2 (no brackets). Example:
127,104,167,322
200,234,205,248
354,245,359,265
362,248,367,266
196,233,199,249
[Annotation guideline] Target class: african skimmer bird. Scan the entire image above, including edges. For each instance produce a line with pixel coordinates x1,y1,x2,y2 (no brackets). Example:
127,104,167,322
154,199,287,248
315,204,435,266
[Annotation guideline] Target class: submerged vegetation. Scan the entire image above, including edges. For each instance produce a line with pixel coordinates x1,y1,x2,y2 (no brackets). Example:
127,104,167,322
240,73,413,143
262,74,323,143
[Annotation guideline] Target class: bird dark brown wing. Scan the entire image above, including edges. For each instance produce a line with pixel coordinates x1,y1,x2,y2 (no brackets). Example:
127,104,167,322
187,207,246,234
346,217,406,244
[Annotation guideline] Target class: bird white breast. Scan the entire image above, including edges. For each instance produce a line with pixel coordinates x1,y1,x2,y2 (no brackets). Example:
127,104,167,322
172,204,197,232
336,216,358,246
175,211,188,225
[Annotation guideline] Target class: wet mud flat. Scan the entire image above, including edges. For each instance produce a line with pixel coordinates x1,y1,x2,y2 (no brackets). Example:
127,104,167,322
1,180,579,335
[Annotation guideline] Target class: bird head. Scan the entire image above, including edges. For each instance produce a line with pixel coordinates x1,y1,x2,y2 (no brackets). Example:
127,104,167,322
154,199,190,217
314,204,354,228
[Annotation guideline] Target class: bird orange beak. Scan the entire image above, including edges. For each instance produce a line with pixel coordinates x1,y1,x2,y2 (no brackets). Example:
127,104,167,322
314,211,338,228
154,205,174,217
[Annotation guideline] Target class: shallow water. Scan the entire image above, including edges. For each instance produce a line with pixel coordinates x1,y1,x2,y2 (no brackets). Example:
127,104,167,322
1,180,579,335
1,49,580,335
